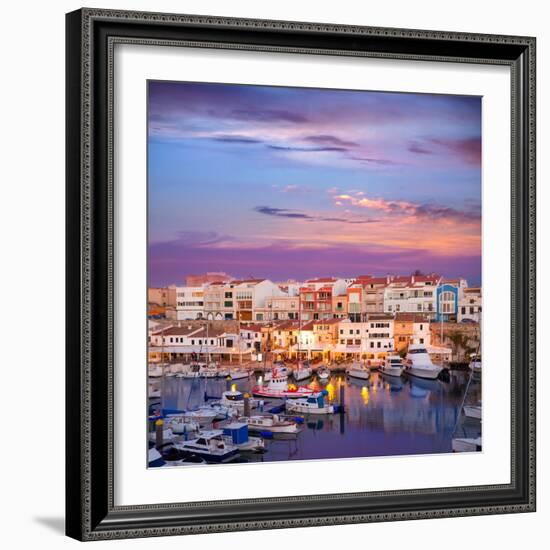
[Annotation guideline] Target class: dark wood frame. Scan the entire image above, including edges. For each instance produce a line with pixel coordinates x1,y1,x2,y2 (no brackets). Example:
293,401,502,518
66,8,536,541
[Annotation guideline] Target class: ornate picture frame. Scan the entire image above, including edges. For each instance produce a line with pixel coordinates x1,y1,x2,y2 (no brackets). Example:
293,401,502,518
66,8,536,541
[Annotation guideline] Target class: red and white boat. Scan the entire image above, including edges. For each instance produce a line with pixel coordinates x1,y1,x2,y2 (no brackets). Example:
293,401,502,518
252,368,314,399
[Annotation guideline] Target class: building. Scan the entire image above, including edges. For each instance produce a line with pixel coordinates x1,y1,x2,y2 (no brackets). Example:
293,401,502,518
393,312,431,353
148,286,176,307
332,293,348,319
239,324,263,353
233,279,285,322
383,274,440,318
458,287,482,323
256,295,300,322
299,278,349,321
185,272,232,287
336,314,394,360
203,282,237,320
175,286,204,320
355,275,391,313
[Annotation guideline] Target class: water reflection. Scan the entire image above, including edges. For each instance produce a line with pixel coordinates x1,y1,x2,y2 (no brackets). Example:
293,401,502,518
150,370,474,462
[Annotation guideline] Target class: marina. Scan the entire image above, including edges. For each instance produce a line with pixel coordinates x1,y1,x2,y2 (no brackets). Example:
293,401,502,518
149,366,480,466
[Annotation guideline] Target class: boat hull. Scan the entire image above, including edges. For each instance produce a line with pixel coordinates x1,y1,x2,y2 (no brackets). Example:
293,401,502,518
379,366,404,377
405,366,442,380
252,387,314,399
347,370,370,380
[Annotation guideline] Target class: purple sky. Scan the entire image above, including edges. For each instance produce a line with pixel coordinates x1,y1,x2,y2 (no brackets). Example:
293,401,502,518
148,81,482,286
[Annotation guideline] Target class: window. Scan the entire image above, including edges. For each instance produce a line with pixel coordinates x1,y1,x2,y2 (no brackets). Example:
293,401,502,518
470,307,474,314
417,304,422,311
224,301,233,307
370,341,374,348
355,339,361,345
225,292,232,298
420,324,423,330
461,306,466,314
377,342,381,348
191,340,194,345
420,338,424,344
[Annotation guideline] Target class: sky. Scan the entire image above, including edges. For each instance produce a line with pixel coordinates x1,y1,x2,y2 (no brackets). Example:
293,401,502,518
148,80,482,287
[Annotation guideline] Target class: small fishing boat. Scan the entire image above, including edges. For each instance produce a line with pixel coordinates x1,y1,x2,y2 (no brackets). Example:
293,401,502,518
164,416,200,435
379,354,405,377
404,344,443,380
222,422,265,452
252,368,314,399
239,414,301,434
148,364,164,378
264,364,289,382
293,361,312,381
148,386,161,399
346,362,370,380
285,391,334,415
464,403,482,420
316,365,330,381
175,431,240,463
219,390,257,412
228,368,250,380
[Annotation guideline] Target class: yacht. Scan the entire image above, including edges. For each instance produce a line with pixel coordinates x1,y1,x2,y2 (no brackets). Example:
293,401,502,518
148,385,161,399
164,416,200,435
264,364,289,382
285,391,334,415
240,414,301,434
404,344,443,380
219,390,257,412
464,403,482,420
379,354,405,377
316,365,330,381
346,362,370,380
221,422,265,452
229,368,250,380
252,368,314,399
175,431,240,463
293,361,312,381
148,364,164,378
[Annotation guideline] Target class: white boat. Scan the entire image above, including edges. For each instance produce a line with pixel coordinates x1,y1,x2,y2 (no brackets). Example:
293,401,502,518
229,369,250,380
285,391,334,414
452,436,482,452
404,344,443,380
219,390,257,412
469,354,482,372
239,414,301,434
379,354,404,377
222,422,265,452
148,364,164,378
180,363,220,378
316,366,330,381
148,386,161,399
346,362,370,380
172,408,219,425
252,368,314,399
293,362,312,381
174,431,240,463
164,416,200,435
464,404,482,420
264,364,289,382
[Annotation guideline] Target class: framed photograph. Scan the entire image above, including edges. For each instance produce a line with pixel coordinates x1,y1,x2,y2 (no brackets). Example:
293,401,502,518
66,8,536,541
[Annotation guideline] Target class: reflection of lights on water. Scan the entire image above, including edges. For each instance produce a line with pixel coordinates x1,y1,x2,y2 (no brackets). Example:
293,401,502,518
325,382,335,401
361,386,370,406
231,383,237,392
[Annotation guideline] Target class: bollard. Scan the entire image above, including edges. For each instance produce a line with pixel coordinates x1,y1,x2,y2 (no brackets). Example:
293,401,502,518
339,383,345,413
155,418,164,449
243,393,251,417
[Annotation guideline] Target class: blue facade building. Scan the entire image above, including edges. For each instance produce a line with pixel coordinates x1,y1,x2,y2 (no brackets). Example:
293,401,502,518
436,284,459,322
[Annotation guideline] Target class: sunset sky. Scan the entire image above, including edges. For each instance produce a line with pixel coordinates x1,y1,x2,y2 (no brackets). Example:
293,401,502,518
148,81,481,287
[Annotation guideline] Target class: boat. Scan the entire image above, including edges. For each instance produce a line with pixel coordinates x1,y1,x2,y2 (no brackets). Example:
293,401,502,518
316,365,330,381
219,390,257,412
239,414,301,434
222,422,265,452
346,362,370,380
148,447,166,468
452,436,482,452
464,404,482,420
174,430,240,463
404,344,443,380
264,364,289,382
379,354,404,377
148,364,164,378
293,361,312,381
164,416,200,435
148,386,161,398
160,446,207,466
168,408,219,425
469,353,482,372
228,368,250,380
180,362,220,378
285,391,334,414
252,368,314,399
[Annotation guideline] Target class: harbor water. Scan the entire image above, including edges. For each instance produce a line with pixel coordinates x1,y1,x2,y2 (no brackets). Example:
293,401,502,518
150,370,479,463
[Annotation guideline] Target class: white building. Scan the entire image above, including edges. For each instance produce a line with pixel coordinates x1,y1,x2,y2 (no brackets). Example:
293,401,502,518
175,286,205,320
458,287,482,323
336,315,394,359
383,274,440,319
